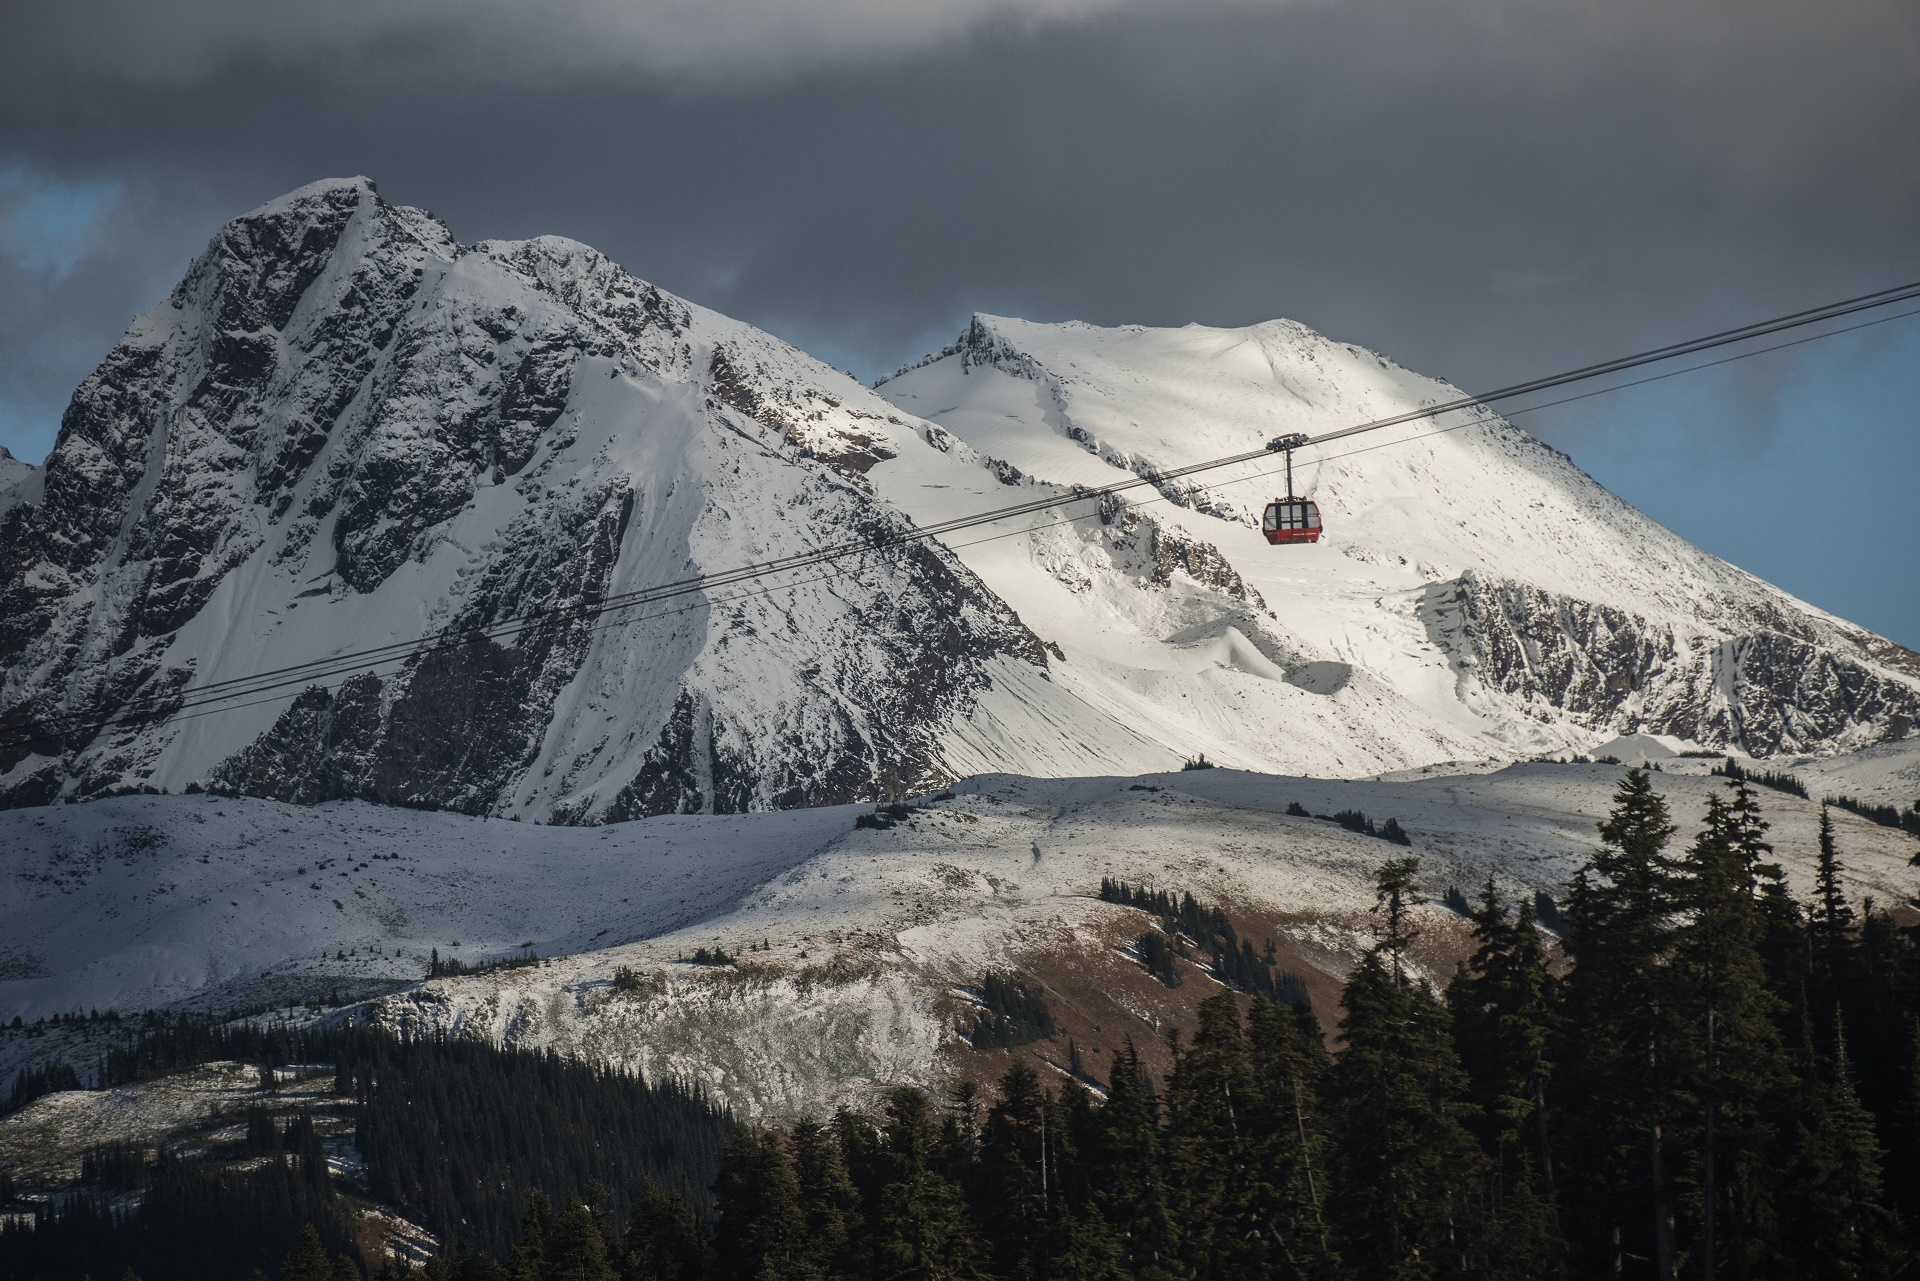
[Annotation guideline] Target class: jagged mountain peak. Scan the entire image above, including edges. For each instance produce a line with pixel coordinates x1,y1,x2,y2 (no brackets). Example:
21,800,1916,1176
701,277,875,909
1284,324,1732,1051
0,181,1051,816
1,181,1915,820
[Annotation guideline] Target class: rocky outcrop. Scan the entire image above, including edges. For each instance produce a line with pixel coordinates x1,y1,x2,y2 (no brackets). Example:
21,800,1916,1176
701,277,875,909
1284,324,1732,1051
1425,570,1920,755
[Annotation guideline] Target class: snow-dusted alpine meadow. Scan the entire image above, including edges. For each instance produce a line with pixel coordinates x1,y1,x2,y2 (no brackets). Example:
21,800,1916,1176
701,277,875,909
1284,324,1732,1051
2,178,1917,822
4,741,1917,1121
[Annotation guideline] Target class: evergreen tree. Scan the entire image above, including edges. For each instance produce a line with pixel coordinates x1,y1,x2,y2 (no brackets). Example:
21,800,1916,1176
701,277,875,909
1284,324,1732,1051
1042,1212,1128,1281
865,1089,982,1281
246,1106,280,1155
282,1225,333,1281
1244,997,1339,1278
1326,856,1491,1278
1090,1044,1180,1281
978,1060,1051,1280
938,1082,984,1194
1164,993,1259,1279
1810,804,1857,986
1755,870,1812,1053
791,1121,859,1280
1782,1024,1897,1277
1040,1078,1121,1279
1847,902,1916,1135
512,1192,555,1281
1670,784,1793,1277
712,1130,808,1280
623,1183,712,1281
1558,768,1684,1280
1047,1077,1102,1216
549,1197,617,1281
1444,879,1562,1273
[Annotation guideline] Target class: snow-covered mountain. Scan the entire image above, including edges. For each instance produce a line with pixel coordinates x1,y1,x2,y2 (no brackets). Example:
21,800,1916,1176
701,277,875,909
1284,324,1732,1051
0,179,1058,818
872,316,1920,766
2,178,1916,818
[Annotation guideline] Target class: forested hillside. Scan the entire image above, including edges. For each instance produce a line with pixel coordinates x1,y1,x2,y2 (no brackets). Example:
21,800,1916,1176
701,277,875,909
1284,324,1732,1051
6,770,1915,1279
653,773,1918,1278
0,1028,730,1281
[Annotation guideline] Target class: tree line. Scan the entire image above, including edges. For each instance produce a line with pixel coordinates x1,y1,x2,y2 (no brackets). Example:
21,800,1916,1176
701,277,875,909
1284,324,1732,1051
0,1027,731,1281
1098,879,1311,1005
604,771,1917,1279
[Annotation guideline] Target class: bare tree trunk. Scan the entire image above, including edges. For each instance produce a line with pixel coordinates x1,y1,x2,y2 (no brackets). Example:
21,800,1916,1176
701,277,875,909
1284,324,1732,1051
1293,1075,1331,1257
1651,1117,1676,1281
1704,999,1717,1281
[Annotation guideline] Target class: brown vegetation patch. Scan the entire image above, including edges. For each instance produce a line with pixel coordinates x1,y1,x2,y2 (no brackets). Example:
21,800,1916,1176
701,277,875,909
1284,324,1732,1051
940,895,1353,1097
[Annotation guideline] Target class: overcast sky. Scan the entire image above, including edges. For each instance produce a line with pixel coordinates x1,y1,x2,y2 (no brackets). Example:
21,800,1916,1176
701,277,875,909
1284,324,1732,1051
3,0,1916,644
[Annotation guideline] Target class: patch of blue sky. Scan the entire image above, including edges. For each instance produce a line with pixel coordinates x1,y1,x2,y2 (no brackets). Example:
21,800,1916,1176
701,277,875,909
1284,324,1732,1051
1547,314,1920,649
0,163,123,279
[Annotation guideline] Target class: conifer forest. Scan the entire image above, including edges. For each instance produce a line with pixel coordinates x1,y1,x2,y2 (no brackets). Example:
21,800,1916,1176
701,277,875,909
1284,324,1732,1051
6,770,1920,1280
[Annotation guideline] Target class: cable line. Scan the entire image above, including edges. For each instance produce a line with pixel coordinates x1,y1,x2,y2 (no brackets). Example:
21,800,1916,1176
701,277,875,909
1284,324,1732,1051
6,277,1919,751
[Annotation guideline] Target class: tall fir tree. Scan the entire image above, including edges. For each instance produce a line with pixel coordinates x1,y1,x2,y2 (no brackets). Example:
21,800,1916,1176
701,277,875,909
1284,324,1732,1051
1244,997,1339,1279
711,1130,808,1281
548,1197,616,1281
281,1225,332,1281
622,1182,713,1281
865,1089,983,1281
1091,1044,1181,1281
1847,901,1917,1144
1041,1212,1127,1281
1164,993,1260,1279
1558,768,1684,1280
1782,1022,1897,1278
512,1192,556,1281
1444,880,1563,1275
1810,804,1857,985
1670,784,1792,1278
978,1060,1052,1281
1326,856,1491,1278
790,1121,859,1281
1042,1078,1126,1280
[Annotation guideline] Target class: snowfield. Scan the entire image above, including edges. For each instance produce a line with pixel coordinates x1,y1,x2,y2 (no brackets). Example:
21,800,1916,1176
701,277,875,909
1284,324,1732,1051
6,745,1916,1119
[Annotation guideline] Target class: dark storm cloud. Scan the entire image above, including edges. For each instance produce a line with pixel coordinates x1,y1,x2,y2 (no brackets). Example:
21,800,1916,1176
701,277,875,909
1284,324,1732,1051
1,0,1148,85
2,0,1916,479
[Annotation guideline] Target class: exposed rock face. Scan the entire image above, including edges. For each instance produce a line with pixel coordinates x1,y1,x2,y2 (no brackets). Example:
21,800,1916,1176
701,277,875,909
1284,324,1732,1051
1425,571,1920,755
1095,492,1263,607
0,179,1047,816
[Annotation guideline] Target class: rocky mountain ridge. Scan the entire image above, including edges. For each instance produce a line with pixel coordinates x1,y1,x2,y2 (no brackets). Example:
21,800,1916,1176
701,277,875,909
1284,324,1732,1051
1,179,1916,817
0,179,1048,816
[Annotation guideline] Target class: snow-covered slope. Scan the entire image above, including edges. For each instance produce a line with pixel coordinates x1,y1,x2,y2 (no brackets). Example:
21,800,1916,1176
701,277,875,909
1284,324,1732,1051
3,180,1916,819
6,752,1917,1117
874,316,1920,766
0,179,1075,817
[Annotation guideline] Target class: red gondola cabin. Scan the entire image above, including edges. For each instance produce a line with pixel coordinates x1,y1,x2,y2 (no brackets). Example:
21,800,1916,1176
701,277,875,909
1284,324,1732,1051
1262,498,1322,545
